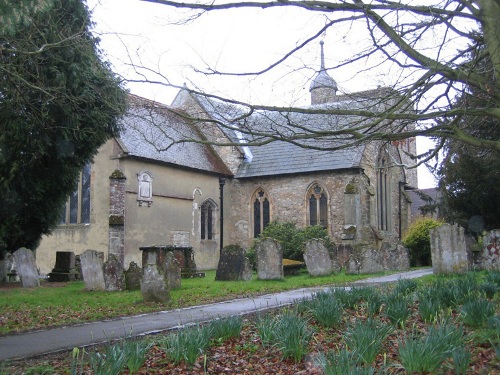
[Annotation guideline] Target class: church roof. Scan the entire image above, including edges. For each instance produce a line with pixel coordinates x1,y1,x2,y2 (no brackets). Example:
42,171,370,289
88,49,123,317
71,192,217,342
117,95,232,175
191,93,383,179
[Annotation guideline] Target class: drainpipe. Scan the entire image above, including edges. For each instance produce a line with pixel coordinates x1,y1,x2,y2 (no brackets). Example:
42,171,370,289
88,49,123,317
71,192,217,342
219,177,226,252
398,181,405,239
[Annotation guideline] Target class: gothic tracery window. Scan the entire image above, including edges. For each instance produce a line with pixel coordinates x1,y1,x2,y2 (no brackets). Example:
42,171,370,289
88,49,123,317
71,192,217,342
307,183,328,228
253,188,270,237
201,200,216,240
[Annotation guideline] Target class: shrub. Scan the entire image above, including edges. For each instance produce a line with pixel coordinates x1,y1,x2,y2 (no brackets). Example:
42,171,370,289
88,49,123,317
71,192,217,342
402,218,443,267
252,221,332,261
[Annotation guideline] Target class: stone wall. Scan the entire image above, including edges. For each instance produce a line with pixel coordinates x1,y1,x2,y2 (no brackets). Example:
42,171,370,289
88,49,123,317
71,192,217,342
228,170,366,249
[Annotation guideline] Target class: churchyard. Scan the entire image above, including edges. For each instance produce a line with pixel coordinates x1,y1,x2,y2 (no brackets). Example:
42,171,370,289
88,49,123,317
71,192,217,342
1,270,499,374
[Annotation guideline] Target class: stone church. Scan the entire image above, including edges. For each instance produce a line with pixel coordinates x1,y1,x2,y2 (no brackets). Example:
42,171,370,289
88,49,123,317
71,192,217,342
35,45,417,275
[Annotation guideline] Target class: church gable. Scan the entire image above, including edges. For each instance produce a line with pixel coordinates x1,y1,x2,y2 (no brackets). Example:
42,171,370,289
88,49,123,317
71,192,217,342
118,94,232,176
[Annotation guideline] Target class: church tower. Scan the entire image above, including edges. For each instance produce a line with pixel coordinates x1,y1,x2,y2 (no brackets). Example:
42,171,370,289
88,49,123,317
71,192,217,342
309,41,338,105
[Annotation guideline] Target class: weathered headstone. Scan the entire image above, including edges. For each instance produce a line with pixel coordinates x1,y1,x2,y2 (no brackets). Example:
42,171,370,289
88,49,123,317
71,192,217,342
430,223,468,274
255,238,283,280
13,248,40,288
215,245,252,281
104,254,125,291
140,247,170,303
165,252,181,289
479,229,500,271
346,245,380,274
124,261,142,291
303,239,333,276
80,250,105,290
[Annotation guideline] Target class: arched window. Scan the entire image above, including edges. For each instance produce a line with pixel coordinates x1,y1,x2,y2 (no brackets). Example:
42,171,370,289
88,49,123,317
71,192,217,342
60,163,91,224
137,170,153,206
307,183,328,228
200,200,216,240
377,152,391,231
252,188,270,237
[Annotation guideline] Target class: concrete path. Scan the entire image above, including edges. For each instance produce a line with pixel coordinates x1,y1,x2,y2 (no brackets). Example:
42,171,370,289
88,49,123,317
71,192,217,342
0,268,432,362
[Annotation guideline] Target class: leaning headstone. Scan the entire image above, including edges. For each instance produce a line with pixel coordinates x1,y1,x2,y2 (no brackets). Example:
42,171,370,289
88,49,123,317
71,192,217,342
124,261,142,291
80,250,105,290
140,247,170,303
255,238,283,280
215,244,252,281
430,224,468,274
13,248,40,288
303,239,333,276
104,254,125,291
165,252,181,289
479,229,500,271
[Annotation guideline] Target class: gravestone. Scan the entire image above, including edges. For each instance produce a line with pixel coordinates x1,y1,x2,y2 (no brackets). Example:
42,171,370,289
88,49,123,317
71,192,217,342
165,252,181,289
346,246,381,274
80,250,105,290
125,261,142,290
48,251,75,282
0,250,8,282
255,238,283,280
140,247,170,303
479,229,500,271
215,244,252,281
13,248,40,288
430,224,468,274
303,239,333,276
104,254,125,291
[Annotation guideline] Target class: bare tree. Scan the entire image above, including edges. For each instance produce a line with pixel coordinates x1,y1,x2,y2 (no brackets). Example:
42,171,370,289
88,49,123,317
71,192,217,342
131,0,499,160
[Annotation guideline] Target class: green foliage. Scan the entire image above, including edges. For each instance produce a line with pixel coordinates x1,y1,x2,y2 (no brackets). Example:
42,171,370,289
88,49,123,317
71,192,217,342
0,0,54,34
209,316,243,342
345,318,393,365
88,342,126,375
0,0,127,252
160,325,212,365
254,221,332,261
273,310,313,362
402,218,443,267
23,363,56,375
307,290,344,327
123,340,151,374
384,293,412,328
460,299,495,327
316,349,376,375
254,313,278,348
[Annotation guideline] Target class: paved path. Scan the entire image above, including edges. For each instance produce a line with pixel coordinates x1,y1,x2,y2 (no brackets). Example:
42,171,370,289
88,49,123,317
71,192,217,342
0,268,432,361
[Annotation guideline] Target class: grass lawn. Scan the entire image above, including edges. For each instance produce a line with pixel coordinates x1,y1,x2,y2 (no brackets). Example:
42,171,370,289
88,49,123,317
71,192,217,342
0,269,385,335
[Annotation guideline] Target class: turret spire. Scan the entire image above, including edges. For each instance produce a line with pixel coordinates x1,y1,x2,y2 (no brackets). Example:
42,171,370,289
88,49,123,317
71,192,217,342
320,40,325,71
309,41,338,105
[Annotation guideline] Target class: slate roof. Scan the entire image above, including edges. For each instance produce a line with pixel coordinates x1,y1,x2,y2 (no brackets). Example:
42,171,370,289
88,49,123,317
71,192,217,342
117,95,232,175
191,93,394,179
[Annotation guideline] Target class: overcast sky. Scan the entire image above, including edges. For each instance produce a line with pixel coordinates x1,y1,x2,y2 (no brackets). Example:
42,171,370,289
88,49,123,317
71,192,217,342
88,0,438,188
